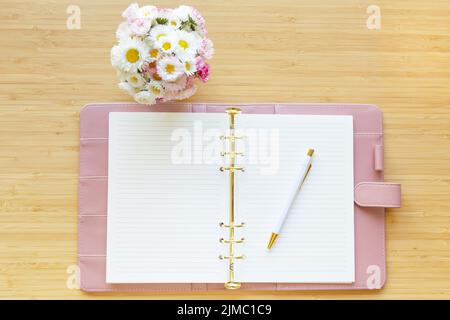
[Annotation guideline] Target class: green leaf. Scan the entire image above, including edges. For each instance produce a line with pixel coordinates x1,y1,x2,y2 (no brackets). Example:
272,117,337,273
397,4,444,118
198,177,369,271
188,15,197,31
155,17,168,25
188,15,197,26
179,15,197,31
180,20,189,29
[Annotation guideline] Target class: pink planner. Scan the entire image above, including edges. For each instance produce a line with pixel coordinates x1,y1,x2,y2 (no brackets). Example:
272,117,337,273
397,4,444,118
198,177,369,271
78,103,401,292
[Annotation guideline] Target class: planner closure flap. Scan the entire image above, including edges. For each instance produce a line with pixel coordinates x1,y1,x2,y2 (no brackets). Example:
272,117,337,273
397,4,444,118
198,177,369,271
354,182,401,208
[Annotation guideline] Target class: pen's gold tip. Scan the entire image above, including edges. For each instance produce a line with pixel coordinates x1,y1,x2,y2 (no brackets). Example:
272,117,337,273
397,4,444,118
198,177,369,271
267,233,279,250
307,148,314,157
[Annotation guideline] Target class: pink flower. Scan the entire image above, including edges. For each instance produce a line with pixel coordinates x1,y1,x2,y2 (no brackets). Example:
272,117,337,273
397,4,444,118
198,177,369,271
129,18,151,36
200,38,214,60
164,75,188,92
195,57,210,83
165,83,198,101
191,7,207,37
186,75,195,87
122,3,153,35
122,3,139,23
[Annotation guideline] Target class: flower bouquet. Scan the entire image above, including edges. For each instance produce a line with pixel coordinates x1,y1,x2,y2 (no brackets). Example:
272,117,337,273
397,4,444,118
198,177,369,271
111,4,214,105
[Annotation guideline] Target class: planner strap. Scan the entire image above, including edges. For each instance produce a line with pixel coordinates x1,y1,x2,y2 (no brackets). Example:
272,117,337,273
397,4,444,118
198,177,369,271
354,182,401,208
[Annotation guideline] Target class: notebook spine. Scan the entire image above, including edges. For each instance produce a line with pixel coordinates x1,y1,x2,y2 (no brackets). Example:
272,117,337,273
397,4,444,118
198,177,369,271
219,107,245,290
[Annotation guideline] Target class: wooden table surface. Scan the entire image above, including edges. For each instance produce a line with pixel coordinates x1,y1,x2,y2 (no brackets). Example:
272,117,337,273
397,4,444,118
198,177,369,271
0,0,449,299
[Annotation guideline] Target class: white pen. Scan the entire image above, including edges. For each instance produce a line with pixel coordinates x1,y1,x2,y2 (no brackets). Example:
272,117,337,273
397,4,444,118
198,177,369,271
267,148,314,250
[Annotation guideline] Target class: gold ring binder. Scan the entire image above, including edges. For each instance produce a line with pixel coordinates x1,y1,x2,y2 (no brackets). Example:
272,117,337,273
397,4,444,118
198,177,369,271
219,255,246,260
220,151,244,157
219,166,245,172
219,106,245,290
220,135,245,141
220,237,245,244
219,222,245,228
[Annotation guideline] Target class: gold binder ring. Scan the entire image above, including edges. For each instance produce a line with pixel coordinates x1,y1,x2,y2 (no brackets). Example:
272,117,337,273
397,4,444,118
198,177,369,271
220,238,245,244
219,166,245,172
220,135,245,141
220,151,244,157
219,222,245,228
219,254,246,260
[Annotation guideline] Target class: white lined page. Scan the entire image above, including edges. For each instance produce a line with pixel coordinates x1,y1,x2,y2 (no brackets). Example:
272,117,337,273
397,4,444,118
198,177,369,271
235,114,354,283
106,112,227,283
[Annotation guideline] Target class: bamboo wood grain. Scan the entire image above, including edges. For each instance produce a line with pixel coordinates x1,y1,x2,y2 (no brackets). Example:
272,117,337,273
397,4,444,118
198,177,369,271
0,0,449,299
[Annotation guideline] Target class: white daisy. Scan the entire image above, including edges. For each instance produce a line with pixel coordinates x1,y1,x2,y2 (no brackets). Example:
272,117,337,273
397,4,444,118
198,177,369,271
129,18,152,36
148,46,160,61
134,90,157,105
167,12,182,29
149,69,163,82
122,3,139,22
173,30,200,57
181,58,197,76
111,38,149,73
149,25,171,42
163,75,187,92
118,81,140,96
156,35,177,54
125,72,146,88
139,5,157,20
146,81,164,98
173,5,194,22
141,35,155,50
115,22,133,41
157,57,184,81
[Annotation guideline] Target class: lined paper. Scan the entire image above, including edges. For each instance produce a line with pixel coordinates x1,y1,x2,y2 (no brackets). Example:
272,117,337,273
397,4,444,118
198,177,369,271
235,114,354,283
106,112,227,283
106,112,354,284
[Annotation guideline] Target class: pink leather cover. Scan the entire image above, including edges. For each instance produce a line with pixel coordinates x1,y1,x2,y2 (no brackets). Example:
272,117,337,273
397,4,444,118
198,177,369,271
78,102,399,292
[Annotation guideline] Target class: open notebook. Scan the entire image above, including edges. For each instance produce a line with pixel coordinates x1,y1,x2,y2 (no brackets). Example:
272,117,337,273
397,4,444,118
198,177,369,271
106,111,354,284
